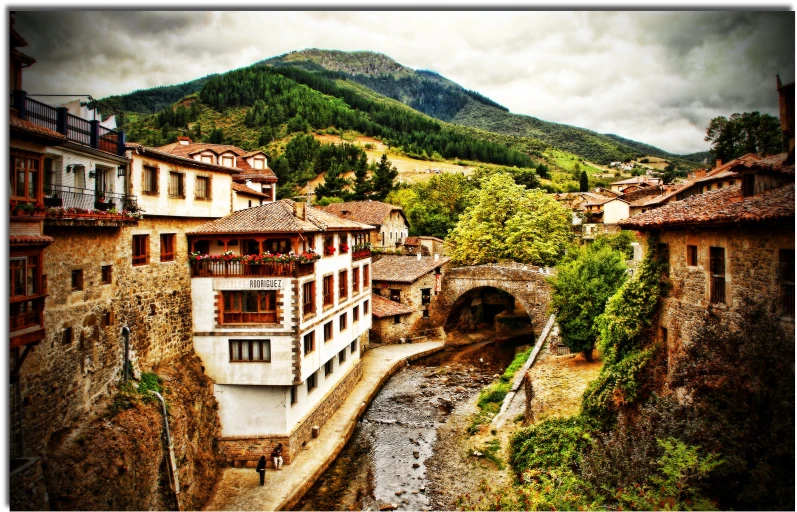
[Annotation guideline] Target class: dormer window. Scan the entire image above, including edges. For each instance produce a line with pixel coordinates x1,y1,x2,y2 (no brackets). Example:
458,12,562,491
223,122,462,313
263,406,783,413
221,154,235,167
201,154,214,165
742,174,755,197
253,158,265,170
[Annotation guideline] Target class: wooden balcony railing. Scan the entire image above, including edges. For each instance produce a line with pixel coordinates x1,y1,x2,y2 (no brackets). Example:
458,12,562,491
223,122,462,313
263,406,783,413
10,296,44,334
191,260,315,278
352,248,371,261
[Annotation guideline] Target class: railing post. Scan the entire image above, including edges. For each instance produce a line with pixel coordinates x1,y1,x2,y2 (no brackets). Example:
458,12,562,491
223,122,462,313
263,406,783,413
13,90,27,119
56,107,68,135
90,120,99,149
118,130,126,156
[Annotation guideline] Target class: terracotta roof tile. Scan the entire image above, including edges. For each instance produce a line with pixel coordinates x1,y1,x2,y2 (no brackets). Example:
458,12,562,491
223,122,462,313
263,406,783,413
404,236,420,246
620,183,795,229
11,234,54,244
11,116,66,141
125,144,242,175
371,293,415,318
231,182,272,198
372,255,449,283
188,199,373,235
319,200,407,227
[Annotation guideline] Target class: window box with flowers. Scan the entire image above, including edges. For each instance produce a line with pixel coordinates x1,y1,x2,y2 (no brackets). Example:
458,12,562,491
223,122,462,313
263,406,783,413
339,243,350,254
189,250,320,278
324,245,337,256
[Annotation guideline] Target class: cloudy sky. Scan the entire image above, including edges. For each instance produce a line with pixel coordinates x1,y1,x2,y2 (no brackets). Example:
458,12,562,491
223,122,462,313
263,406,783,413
13,9,795,155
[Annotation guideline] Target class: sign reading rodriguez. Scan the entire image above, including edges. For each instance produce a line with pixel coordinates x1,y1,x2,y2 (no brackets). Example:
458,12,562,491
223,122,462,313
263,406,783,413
213,278,285,290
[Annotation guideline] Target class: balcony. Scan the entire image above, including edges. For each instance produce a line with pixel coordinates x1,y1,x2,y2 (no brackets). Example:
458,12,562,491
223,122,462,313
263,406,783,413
352,245,371,261
10,296,45,349
191,260,315,278
43,184,138,211
12,90,126,157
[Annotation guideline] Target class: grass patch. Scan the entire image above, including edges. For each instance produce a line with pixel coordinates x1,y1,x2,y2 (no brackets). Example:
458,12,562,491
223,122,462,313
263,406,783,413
468,348,532,435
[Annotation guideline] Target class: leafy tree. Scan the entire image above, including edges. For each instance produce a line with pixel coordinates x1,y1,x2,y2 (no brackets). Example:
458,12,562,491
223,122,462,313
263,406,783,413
447,173,572,266
579,170,589,192
704,112,782,163
548,243,627,361
370,153,398,200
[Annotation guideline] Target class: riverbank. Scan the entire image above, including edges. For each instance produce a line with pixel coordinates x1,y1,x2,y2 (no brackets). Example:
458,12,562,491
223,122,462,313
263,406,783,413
204,341,444,511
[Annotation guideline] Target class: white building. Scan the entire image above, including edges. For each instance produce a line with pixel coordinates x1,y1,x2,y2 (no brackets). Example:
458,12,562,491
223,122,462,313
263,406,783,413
187,200,374,465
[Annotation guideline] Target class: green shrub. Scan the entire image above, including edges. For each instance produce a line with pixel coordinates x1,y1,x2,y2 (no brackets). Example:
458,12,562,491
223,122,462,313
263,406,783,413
510,416,597,474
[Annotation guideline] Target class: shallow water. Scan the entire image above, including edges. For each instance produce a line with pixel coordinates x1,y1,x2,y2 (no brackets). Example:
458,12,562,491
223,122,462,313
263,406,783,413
292,336,528,511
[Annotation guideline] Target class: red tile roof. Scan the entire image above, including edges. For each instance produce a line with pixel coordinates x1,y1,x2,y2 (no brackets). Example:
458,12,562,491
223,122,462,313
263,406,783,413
371,293,415,318
319,200,407,227
188,199,374,235
11,116,66,141
372,255,450,283
10,234,54,244
620,183,795,229
403,236,420,246
125,144,242,175
231,182,272,198
153,142,276,178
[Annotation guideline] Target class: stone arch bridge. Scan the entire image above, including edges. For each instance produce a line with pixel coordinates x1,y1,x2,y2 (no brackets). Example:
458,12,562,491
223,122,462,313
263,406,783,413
430,263,554,334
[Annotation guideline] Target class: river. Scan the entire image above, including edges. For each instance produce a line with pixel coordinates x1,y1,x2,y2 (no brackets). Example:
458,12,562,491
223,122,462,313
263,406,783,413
291,335,531,511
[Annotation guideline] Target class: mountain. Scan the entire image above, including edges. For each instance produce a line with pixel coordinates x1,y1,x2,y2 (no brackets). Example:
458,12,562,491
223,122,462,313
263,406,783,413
99,75,215,114
263,49,703,164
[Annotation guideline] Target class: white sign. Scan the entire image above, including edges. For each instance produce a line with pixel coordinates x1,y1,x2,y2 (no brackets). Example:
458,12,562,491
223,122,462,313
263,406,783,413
213,278,285,290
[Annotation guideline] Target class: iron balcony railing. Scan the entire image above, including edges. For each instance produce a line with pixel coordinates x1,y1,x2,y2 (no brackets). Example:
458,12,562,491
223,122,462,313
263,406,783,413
12,90,126,156
710,276,726,304
43,184,138,211
190,260,315,278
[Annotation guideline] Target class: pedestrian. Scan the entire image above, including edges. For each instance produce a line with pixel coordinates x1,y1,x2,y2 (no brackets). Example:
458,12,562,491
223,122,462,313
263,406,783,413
271,443,283,470
256,455,267,486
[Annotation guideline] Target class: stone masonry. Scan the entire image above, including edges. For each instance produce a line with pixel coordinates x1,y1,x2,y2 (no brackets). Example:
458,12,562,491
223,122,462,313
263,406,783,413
10,457,49,511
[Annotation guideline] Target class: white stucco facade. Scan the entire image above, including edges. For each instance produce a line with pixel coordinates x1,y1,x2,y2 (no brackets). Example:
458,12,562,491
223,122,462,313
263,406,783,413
602,199,631,224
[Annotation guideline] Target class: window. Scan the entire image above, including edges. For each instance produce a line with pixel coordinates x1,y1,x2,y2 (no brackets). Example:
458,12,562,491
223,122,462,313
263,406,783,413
229,339,271,362
338,348,347,364
660,327,668,344
11,153,41,201
423,309,430,318
352,267,360,293
324,236,335,256
132,235,149,266
350,337,358,354
303,331,315,355
686,245,698,266
323,275,334,307
363,265,370,287
780,249,795,315
101,265,113,285
390,289,400,303
323,321,333,342
221,155,234,167
709,247,726,304
339,312,347,331
353,306,359,322
363,300,369,314
71,269,84,291
742,174,755,197
195,176,210,200
303,281,315,316
160,234,176,262
221,291,277,324
421,288,431,305
168,171,185,198
201,154,214,165
290,386,297,405
102,310,113,327
62,326,73,345
339,270,348,301
143,166,158,195
10,255,40,298
394,315,401,324
325,359,334,376
307,371,317,393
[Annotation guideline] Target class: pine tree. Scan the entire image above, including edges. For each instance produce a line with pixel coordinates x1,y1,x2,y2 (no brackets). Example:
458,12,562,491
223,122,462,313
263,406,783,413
371,153,398,200
314,158,351,201
580,170,589,192
352,153,371,200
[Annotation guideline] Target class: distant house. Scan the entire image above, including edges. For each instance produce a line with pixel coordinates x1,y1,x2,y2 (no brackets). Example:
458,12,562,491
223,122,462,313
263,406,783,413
609,176,662,194
320,200,409,248
403,235,447,256
370,254,450,343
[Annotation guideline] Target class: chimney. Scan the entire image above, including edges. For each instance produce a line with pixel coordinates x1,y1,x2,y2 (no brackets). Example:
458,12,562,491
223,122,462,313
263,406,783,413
715,159,722,169
434,253,439,262
416,253,422,261
178,136,191,145
294,201,307,220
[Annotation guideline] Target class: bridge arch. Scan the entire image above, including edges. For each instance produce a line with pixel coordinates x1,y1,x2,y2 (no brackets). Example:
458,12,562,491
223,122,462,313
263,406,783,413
431,263,553,336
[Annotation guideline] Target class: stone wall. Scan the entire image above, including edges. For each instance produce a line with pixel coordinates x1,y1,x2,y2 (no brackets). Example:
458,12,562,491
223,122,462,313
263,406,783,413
372,269,444,343
19,216,209,458
10,457,49,511
218,360,363,466
641,223,794,364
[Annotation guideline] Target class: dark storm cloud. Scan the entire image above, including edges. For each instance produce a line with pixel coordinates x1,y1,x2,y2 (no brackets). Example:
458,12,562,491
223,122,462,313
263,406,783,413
10,10,795,154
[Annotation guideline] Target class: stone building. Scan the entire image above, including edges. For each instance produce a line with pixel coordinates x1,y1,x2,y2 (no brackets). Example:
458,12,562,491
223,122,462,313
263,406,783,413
186,200,373,465
403,235,447,256
320,200,408,248
370,254,450,343
370,294,416,343
619,152,795,361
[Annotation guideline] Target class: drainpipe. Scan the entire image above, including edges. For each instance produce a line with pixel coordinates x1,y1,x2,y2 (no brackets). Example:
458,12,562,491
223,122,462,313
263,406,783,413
149,391,181,511
121,326,130,385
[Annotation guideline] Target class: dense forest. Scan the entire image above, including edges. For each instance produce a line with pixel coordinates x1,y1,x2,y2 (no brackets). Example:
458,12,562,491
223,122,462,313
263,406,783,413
99,76,214,114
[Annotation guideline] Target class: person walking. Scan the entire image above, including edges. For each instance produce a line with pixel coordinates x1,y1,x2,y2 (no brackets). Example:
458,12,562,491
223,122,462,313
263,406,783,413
256,455,267,486
271,443,283,470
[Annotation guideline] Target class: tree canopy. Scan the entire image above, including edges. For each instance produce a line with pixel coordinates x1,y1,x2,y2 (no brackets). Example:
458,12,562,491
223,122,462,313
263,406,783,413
446,173,572,266
704,112,782,163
